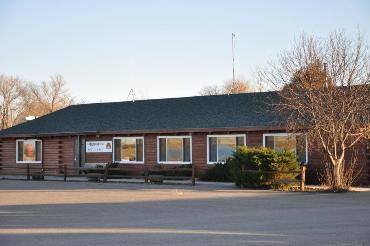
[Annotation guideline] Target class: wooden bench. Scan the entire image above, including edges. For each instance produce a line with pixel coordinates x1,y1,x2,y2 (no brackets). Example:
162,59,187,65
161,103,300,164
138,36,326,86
148,175,164,184
147,165,195,185
86,173,104,181
31,172,44,180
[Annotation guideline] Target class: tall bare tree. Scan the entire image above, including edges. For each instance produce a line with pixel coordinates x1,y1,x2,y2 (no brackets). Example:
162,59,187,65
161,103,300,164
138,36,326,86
29,74,73,115
262,31,370,191
199,77,252,96
0,75,29,130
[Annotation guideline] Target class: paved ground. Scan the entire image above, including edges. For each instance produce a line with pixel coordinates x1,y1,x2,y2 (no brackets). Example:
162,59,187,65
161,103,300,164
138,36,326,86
0,180,369,246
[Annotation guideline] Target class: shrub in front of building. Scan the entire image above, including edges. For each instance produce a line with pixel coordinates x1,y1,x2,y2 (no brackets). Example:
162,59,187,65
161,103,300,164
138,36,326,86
200,162,232,182
228,147,300,189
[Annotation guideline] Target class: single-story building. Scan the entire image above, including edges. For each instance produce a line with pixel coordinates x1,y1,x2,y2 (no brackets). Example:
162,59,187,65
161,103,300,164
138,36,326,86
0,91,368,184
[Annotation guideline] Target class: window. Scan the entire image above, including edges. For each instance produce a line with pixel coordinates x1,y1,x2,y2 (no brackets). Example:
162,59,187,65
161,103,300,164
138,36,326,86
16,139,42,163
207,135,245,164
263,133,307,163
113,137,144,163
157,136,192,164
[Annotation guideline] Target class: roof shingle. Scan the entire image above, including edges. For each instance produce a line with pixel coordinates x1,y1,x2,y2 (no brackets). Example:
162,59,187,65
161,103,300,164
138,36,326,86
0,91,284,137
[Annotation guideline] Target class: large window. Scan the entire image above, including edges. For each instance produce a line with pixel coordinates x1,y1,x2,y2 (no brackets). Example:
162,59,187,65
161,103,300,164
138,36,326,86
207,135,245,164
157,136,192,164
113,137,144,163
16,139,42,163
263,133,307,163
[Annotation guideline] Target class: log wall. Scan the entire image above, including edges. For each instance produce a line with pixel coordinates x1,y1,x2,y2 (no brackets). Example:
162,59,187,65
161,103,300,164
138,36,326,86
0,132,368,185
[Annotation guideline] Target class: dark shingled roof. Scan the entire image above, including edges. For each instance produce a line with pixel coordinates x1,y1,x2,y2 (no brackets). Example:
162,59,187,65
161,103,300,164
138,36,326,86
0,91,285,137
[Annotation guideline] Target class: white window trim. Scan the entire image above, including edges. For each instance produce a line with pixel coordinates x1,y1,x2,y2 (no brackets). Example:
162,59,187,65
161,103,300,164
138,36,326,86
262,133,308,164
16,139,42,164
112,137,145,164
206,134,246,164
157,136,192,164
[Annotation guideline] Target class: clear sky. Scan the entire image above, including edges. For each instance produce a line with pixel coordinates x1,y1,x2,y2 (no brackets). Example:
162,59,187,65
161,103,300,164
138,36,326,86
0,0,369,102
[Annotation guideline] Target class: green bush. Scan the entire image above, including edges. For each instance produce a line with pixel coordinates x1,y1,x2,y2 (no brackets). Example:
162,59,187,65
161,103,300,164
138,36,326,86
200,162,232,182
228,147,300,189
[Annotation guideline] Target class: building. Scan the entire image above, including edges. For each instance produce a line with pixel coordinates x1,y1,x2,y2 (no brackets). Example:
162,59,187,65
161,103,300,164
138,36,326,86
0,91,368,184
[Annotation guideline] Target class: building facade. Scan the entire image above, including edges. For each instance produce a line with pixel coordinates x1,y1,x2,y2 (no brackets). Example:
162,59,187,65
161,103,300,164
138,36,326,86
0,92,369,184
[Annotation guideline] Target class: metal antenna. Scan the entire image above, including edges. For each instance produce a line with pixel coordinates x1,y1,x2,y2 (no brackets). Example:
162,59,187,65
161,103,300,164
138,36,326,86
127,88,135,102
228,33,236,96
232,33,236,83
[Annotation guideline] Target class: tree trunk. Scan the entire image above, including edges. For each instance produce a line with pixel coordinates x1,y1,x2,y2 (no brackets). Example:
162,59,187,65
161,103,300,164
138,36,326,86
332,160,343,191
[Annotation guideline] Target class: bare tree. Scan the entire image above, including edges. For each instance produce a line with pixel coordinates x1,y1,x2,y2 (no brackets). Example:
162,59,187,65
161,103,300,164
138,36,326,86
199,85,221,96
29,74,73,115
261,31,370,191
0,75,29,129
199,77,252,95
222,78,252,94
0,74,74,129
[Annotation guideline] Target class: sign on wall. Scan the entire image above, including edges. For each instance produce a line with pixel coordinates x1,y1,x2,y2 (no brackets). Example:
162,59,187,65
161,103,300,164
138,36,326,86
86,141,112,153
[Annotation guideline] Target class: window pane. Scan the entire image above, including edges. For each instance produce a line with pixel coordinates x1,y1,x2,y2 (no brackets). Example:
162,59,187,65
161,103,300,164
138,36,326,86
209,137,217,162
122,138,136,161
136,139,143,162
114,139,121,162
274,135,296,153
265,136,274,149
17,141,23,162
296,135,306,163
183,138,191,162
159,138,166,162
23,140,37,161
167,138,183,161
217,137,236,162
35,141,42,161
236,136,244,147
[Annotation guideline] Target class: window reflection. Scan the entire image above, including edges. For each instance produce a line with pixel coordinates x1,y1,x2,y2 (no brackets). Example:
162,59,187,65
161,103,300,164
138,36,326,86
264,134,307,163
122,138,136,161
158,137,191,163
16,140,42,163
274,135,296,153
217,137,236,162
208,135,245,163
167,138,183,161
114,137,144,163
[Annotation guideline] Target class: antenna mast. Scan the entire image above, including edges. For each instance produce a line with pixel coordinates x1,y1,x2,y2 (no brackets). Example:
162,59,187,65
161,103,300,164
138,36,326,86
232,33,236,83
127,88,135,102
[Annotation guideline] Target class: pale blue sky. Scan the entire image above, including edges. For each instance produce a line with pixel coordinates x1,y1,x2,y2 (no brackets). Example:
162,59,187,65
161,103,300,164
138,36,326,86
0,0,369,102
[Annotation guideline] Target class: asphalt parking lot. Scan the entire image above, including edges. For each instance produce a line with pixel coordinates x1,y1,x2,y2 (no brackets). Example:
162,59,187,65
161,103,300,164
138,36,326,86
0,180,369,246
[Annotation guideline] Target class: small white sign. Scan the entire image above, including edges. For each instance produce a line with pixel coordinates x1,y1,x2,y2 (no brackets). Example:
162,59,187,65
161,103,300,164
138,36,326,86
86,141,112,153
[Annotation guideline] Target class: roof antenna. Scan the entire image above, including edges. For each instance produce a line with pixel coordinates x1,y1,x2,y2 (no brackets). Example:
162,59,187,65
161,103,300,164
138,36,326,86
127,88,135,102
229,33,236,96
232,33,236,84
